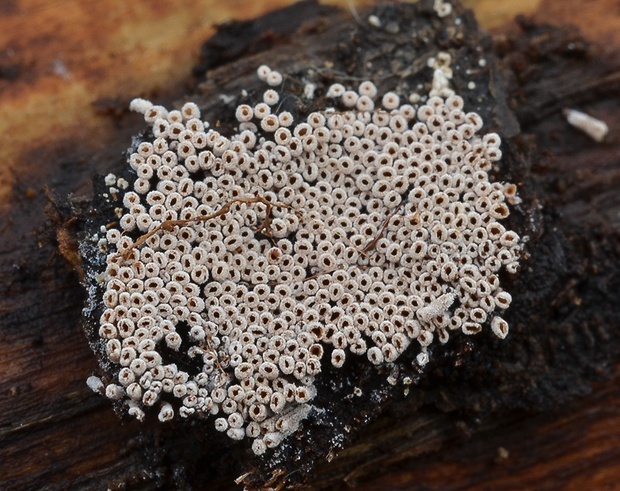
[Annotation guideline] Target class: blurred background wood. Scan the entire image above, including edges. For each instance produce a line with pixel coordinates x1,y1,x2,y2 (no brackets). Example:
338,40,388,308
1,1,619,490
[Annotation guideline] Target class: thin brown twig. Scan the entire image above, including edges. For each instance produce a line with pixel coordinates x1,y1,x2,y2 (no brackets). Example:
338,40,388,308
114,196,291,261
361,208,402,254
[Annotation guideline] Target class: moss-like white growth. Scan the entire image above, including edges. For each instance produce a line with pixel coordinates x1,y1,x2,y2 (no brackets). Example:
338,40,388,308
91,65,522,454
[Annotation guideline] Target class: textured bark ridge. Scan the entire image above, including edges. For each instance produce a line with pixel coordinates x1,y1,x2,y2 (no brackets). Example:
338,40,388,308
1,1,619,490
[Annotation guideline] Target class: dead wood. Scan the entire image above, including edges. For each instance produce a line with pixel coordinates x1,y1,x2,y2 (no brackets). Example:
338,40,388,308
0,1,619,490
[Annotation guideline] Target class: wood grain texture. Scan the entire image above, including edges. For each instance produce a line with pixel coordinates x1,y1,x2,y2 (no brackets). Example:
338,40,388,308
1,1,619,490
0,0,371,201
0,0,540,199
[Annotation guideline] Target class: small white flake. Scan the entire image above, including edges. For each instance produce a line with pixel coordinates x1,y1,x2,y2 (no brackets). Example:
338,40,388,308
104,173,116,186
563,108,609,142
303,82,316,100
368,15,381,27
86,376,104,393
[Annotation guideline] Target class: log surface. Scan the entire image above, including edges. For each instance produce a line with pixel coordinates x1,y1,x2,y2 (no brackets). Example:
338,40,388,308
1,1,619,490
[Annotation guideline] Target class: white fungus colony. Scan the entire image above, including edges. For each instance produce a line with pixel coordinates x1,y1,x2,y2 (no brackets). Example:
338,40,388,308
95,64,522,455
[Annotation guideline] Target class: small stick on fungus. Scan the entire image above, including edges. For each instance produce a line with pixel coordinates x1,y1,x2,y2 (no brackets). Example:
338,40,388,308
234,472,253,486
114,196,291,260
361,208,401,255
252,200,279,244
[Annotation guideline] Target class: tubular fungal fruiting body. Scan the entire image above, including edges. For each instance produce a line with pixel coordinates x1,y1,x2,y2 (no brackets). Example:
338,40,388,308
88,62,522,454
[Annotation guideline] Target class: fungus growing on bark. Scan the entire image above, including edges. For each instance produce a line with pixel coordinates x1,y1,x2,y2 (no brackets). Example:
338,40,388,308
83,59,523,454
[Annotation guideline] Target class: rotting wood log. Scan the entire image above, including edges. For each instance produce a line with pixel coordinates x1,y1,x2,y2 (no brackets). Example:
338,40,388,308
1,1,619,490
